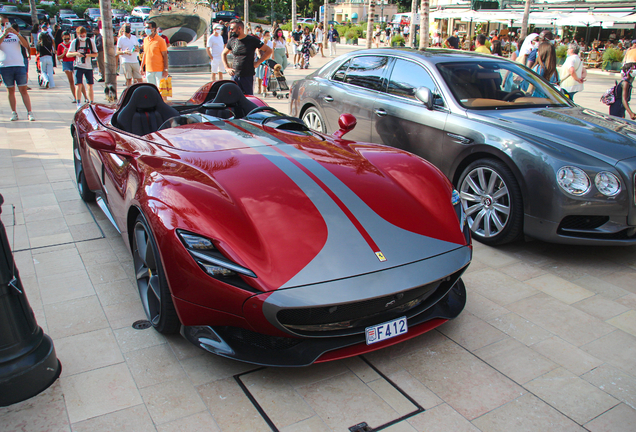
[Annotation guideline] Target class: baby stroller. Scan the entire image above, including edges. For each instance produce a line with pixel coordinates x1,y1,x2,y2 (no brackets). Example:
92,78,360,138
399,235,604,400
263,59,289,100
35,54,44,88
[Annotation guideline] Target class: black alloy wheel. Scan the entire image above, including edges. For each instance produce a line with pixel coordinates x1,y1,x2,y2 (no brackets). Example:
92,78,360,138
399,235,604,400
73,133,96,202
132,214,180,334
458,158,523,246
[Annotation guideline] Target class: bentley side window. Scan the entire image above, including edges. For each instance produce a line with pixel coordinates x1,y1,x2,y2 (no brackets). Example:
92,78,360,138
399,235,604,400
343,56,389,91
387,59,439,102
332,59,351,82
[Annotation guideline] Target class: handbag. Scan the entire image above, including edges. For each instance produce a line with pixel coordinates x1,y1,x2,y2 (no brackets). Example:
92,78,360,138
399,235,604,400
601,81,618,106
308,44,317,57
159,76,172,97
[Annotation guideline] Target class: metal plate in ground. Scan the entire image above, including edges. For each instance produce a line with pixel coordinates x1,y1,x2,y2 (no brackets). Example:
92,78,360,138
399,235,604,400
234,356,424,432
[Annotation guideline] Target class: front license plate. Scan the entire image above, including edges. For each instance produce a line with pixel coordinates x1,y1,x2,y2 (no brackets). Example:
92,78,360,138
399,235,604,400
365,317,408,345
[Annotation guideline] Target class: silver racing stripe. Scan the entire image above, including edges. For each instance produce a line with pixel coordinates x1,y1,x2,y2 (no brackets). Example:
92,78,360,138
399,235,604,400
228,120,462,289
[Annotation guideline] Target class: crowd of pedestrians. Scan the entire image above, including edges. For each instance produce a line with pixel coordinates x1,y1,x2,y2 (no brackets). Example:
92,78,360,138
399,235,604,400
3,6,635,122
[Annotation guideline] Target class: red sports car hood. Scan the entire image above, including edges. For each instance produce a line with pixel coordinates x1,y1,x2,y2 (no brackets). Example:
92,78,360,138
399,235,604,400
144,119,468,292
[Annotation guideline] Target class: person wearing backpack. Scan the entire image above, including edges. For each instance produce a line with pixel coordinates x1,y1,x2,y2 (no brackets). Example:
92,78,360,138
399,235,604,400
67,26,97,108
37,28,55,89
609,62,636,120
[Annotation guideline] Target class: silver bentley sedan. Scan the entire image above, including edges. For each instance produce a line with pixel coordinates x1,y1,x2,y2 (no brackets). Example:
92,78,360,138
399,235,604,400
290,48,636,246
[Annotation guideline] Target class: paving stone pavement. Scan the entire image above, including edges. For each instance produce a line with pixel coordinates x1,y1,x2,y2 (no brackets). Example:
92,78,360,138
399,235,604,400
1,42,636,432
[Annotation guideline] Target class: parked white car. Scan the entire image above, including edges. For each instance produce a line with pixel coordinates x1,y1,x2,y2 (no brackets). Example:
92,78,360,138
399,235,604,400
131,6,151,20
123,16,145,34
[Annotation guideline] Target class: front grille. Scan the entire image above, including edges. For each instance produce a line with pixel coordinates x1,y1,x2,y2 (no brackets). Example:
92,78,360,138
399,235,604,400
276,271,463,336
218,326,302,350
558,215,609,231
278,281,440,327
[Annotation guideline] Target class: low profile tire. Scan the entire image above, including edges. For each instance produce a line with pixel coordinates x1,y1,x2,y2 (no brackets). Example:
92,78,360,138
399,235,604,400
458,158,523,246
132,214,180,334
73,133,96,202
302,107,326,133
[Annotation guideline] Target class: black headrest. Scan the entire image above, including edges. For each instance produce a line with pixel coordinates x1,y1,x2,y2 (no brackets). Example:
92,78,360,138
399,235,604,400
130,86,163,110
212,83,244,106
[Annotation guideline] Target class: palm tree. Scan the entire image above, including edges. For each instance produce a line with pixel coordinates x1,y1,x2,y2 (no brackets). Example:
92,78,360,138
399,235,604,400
366,0,375,49
99,1,117,88
408,0,417,47
292,0,297,30
418,0,429,49
28,0,38,43
520,0,532,40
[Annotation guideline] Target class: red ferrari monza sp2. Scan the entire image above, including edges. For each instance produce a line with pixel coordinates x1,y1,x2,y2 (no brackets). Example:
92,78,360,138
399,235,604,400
71,82,472,366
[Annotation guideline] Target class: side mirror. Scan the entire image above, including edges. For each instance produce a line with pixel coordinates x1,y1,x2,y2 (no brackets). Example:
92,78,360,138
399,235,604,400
333,113,357,139
415,87,434,110
86,131,117,152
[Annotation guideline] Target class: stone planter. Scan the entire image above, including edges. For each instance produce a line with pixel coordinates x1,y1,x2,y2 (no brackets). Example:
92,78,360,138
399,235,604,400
346,38,358,45
603,61,622,71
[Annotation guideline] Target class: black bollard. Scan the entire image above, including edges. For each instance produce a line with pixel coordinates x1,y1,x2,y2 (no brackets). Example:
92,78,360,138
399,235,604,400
0,194,61,407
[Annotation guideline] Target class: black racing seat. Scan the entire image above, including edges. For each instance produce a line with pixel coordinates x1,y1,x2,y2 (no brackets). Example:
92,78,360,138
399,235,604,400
206,82,258,119
112,85,179,135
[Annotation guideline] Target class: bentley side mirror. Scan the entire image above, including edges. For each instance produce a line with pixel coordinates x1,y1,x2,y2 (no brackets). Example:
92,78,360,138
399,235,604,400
333,113,357,139
415,87,434,110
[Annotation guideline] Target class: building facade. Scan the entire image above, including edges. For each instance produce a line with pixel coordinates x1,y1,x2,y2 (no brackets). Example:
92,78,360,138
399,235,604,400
331,0,399,24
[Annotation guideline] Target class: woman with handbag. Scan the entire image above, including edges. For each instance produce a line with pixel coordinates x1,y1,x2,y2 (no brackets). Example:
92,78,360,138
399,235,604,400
560,43,586,101
301,26,313,69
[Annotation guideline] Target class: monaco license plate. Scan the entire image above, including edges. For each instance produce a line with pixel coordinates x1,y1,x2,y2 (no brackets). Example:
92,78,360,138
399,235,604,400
365,317,408,345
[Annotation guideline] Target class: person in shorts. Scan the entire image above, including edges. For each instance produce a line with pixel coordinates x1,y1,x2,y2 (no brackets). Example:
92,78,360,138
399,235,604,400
141,21,169,99
206,23,225,81
117,24,142,87
57,31,85,102
291,24,303,68
0,14,34,121
68,26,97,107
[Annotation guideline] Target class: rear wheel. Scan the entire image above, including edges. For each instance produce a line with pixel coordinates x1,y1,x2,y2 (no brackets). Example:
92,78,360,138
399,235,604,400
302,107,326,133
132,214,180,334
458,159,523,245
73,133,96,202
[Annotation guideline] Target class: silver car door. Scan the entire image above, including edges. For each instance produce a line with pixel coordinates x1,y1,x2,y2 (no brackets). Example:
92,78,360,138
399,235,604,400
372,58,448,165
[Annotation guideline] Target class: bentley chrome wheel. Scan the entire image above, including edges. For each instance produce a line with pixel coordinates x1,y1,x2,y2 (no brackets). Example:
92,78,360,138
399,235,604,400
458,159,523,245
302,107,326,133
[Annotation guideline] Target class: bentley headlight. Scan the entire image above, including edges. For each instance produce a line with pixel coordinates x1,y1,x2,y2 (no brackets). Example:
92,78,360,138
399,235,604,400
595,172,621,197
557,166,590,196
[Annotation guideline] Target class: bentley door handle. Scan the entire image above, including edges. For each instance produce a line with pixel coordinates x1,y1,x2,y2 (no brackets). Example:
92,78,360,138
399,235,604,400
323,96,334,102
374,108,387,116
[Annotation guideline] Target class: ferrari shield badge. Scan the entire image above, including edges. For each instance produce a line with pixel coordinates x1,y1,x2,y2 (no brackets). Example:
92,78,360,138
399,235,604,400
375,251,387,262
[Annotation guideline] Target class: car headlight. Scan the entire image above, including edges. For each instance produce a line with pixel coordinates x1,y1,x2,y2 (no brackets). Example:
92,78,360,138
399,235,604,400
556,166,591,196
595,172,621,197
177,230,256,279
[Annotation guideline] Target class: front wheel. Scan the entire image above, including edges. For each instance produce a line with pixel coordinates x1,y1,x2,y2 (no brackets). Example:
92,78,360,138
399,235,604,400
458,159,523,246
132,214,180,334
302,107,326,133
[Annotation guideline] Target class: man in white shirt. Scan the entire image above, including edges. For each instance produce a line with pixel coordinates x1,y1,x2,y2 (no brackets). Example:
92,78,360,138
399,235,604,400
0,14,33,121
206,23,225,81
117,24,142,87
67,26,98,107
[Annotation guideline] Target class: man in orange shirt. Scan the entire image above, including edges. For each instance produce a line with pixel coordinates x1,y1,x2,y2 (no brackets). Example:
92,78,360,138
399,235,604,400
141,21,169,100
624,40,636,64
